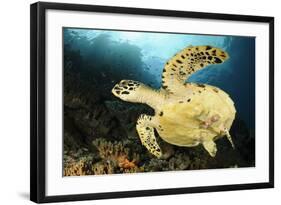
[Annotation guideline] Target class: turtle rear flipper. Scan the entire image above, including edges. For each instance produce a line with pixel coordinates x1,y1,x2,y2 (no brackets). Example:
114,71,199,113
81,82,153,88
202,140,217,157
136,114,162,158
162,45,229,94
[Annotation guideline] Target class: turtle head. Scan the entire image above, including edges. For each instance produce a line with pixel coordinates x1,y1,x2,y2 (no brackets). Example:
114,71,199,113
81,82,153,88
112,80,143,103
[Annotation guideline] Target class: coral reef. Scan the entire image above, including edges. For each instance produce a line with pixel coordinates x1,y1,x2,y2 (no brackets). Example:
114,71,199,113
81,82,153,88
64,158,91,176
92,138,143,174
64,148,96,176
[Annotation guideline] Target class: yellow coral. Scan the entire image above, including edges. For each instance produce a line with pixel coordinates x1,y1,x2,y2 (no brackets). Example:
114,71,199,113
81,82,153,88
64,159,91,176
92,138,141,174
63,149,95,176
92,160,115,175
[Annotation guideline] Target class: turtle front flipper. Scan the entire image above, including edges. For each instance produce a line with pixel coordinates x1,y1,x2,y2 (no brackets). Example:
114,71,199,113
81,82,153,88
136,114,162,158
202,140,217,157
162,45,229,95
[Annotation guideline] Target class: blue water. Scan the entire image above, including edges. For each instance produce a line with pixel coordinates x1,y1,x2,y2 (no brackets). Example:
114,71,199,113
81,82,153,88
64,28,255,130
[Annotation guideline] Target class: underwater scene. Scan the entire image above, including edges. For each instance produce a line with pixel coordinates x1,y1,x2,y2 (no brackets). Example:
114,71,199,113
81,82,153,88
63,28,255,176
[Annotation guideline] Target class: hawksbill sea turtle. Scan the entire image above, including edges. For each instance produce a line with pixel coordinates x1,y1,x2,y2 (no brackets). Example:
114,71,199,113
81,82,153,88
112,45,236,158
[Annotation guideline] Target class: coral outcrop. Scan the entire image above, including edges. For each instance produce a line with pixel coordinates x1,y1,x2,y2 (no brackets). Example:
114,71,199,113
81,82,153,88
92,138,143,174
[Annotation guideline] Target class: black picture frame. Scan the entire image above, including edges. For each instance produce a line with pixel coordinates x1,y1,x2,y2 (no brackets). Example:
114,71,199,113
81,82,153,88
30,1,274,203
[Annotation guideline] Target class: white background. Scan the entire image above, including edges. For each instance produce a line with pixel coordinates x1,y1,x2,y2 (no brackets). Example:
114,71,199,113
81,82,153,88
0,0,279,204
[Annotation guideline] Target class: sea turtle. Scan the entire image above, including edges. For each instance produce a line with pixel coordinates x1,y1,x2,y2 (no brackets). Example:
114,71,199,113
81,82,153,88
112,45,236,158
